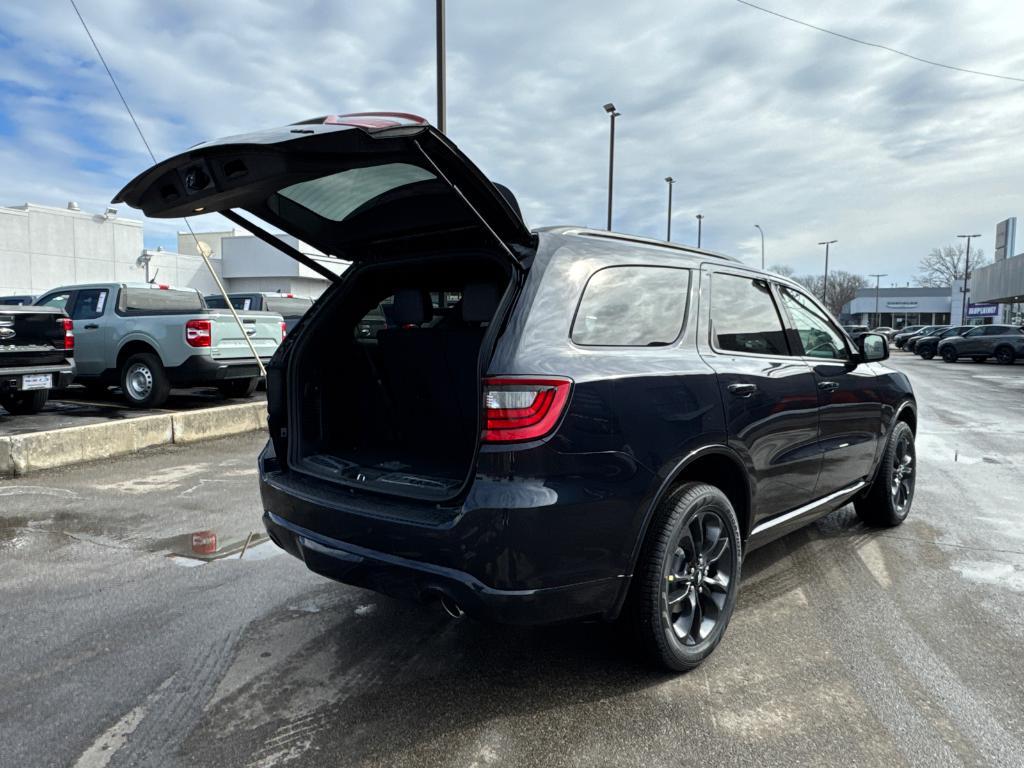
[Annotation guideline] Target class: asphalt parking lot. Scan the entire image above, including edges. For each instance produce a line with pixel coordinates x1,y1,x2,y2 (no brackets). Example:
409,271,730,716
0,385,266,437
1,356,1022,768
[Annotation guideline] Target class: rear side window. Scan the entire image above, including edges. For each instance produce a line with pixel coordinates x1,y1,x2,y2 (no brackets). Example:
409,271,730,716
571,266,690,346
710,274,788,355
122,288,203,313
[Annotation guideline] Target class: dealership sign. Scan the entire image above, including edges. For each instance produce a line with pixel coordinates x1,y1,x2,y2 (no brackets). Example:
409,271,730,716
967,302,999,317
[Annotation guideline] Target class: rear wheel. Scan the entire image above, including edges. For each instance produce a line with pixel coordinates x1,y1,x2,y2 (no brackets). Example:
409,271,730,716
941,347,958,363
629,482,742,672
855,420,915,527
120,353,170,408
994,346,1016,365
0,389,49,415
217,377,258,398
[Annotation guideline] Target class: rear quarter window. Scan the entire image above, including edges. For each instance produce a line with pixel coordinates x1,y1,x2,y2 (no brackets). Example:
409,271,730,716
122,288,203,313
571,266,690,346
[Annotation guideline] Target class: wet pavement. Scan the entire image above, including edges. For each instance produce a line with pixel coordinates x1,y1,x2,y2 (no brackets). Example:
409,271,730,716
0,385,267,437
1,357,1022,767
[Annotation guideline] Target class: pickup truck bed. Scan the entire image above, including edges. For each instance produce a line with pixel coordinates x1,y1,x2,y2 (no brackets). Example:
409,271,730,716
0,305,75,415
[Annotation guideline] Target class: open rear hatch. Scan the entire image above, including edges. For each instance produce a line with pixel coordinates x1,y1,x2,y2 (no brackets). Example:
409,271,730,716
114,113,535,502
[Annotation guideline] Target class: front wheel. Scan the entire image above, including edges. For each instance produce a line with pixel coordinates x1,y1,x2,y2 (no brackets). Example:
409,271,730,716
855,420,915,527
994,346,1015,365
216,377,258,398
629,482,742,672
0,389,49,415
941,347,958,363
120,353,170,408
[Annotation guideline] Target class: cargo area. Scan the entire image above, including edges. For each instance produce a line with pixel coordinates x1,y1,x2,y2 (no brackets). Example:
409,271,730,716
287,253,514,499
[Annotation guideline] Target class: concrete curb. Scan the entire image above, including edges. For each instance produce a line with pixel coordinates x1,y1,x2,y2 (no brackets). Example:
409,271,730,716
0,401,267,477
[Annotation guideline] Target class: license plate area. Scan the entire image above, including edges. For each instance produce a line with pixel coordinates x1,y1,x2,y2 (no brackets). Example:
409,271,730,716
21,373,52,390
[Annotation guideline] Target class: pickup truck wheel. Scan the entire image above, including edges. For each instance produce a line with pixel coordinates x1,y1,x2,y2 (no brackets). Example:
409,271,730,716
855,420,915,527
994,346,1015,365
628,482,741,672
120,353,170,408
217,377,258,398
0,389,49,415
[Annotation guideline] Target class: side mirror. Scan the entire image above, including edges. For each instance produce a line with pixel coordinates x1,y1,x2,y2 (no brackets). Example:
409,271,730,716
858,333,888,362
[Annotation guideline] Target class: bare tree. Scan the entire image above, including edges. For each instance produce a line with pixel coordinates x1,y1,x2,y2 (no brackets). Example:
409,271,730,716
767,264,795,278
916,243,989,288
754,264,869,316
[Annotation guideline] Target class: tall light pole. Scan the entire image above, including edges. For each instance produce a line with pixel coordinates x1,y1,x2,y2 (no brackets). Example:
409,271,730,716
754,224,765,270
818,240,837,307
869,273,887,327
604,103,619,231
436,0,446,132
665,177,675,241
696,214,704,248
958,233,981,324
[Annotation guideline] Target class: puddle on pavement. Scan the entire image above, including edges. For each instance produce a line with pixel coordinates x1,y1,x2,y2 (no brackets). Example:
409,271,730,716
161,531,282,566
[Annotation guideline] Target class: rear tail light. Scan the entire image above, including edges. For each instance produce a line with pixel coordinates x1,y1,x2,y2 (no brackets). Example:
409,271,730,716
60,317,74,350
185,319,212,347
482,377,572,443
280,321,287,339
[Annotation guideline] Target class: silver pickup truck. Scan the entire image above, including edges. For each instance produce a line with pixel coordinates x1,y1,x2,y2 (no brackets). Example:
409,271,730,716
34,283,283,407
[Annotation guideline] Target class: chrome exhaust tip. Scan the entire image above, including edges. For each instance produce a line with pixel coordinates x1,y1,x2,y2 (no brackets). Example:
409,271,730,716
439,594,465,619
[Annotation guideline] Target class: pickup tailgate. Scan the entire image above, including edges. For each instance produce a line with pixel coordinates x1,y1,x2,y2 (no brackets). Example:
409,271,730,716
0,306,69,368
208,310,283,360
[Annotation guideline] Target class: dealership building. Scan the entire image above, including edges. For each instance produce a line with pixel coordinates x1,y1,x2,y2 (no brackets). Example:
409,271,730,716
970,217,1024,325
842,287,952,329
0,202,345,300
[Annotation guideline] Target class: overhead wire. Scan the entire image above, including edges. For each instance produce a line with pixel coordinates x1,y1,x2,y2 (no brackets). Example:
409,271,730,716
735,0,1024,85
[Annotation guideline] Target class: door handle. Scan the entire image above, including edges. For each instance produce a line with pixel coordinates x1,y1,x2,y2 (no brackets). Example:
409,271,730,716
83,323,99,329
727,382,758,397
817,380,840,392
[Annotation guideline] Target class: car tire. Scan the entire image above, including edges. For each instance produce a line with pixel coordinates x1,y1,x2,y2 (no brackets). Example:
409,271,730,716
855,420,915,527
920,348,935,360
629,482,742,672
972,356,987,363
941,347,958,363
120,352,170,408
217,377,258,398
994,346,1015,365
0,389,49,415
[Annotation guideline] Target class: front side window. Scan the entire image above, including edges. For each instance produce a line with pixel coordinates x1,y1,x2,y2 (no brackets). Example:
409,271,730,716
710,274,788,355
72,289,108,319
778,286,849,360
963,327,985,337
571,266,690,346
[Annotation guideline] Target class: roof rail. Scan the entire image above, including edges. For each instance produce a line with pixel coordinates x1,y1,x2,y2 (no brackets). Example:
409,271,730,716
553,227,741,263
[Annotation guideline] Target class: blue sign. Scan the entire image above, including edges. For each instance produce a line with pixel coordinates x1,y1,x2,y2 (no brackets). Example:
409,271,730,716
967,302,999,317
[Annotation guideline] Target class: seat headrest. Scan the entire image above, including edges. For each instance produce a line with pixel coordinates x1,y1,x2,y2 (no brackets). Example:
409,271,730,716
462,283,499,323
391,289,432,325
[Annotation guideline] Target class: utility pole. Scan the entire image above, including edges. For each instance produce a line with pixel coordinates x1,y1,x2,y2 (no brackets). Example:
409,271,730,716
957,233,981,324
604,103,619,230
754,224,765,270
696,214,704,248
436,0,446,133
665,177,675,241
869,273,887,327
818,240,837,308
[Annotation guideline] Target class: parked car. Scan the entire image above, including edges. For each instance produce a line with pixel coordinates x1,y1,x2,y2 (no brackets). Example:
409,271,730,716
34,283,284,407
0,295,36,306
204,292,314,334
0,303,75,414
842,325,869,336
905,325,949,353
893,325,928,348
937,324,1024,364
114,112,919,671
870,326,896,340
915,325,972,359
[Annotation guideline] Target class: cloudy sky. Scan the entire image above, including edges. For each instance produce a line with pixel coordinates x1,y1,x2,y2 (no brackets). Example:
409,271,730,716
2,0,1023,284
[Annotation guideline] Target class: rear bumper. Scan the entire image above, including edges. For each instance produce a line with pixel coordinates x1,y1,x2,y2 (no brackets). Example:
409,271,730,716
263,509,622,625
167,354,270,385
0,360,75,393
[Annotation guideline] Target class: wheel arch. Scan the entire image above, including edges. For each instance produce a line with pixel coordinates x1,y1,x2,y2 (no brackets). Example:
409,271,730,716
116,339,161,370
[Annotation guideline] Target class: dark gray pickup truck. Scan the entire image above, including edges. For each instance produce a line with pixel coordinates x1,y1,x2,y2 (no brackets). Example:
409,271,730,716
0,305,76,414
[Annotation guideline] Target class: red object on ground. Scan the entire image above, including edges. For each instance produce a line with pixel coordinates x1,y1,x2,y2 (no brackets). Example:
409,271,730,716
191,530,217,555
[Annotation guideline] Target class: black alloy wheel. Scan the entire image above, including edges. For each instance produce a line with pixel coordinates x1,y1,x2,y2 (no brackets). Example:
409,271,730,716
855,420,916,527
995,346,1016,365
941,347,958,363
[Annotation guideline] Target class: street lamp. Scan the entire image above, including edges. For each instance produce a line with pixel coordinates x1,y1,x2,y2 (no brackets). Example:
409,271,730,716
818,240,837,306
603,103,619,231
696,214,704,248
436,0,446,133
869,273,887,328
665,177,675,241
957,233,981,324
754,224,765,270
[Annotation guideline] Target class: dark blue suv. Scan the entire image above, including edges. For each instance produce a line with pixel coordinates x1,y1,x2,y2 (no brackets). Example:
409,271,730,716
116,113,918,671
